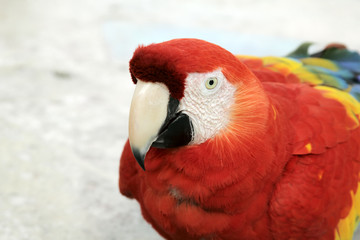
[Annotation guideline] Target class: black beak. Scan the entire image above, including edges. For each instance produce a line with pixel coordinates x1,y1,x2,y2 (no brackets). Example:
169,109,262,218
151,97,193,148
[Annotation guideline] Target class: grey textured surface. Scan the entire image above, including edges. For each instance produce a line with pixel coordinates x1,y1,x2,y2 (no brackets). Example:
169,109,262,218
1,0,360,239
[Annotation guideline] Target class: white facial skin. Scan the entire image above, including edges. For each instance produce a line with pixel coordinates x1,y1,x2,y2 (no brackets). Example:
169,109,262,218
179,69,236,145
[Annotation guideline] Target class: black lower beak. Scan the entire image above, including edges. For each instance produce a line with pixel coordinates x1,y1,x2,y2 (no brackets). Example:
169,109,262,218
132,96,193,170
151,112,193,148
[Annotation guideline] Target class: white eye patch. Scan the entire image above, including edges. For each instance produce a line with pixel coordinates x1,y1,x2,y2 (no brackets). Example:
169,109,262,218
179,69,236,144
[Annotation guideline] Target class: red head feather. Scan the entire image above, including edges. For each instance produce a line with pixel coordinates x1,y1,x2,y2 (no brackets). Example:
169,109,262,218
129,38,253,99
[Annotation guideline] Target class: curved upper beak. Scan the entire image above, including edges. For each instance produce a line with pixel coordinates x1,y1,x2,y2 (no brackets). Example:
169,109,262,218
128,80,193,170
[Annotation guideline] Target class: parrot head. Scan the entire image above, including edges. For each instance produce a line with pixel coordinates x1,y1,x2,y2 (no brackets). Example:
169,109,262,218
128,38,269,170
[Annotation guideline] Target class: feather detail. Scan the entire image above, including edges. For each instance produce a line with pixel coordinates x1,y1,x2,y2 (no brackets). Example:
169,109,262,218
239,43,360,100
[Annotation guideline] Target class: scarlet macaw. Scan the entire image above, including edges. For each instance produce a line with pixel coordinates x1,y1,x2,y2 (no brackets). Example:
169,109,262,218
119,38,360,240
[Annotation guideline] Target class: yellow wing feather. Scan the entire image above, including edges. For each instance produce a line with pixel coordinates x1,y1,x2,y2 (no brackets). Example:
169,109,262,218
335,182,360,240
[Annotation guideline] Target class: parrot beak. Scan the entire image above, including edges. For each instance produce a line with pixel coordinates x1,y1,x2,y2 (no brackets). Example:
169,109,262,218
128,80,193,170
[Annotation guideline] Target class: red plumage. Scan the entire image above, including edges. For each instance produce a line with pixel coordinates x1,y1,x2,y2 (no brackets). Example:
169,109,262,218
119,39,360,239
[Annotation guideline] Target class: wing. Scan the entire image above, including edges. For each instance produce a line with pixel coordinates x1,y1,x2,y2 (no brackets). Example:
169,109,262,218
265,82,360,239
262,44,360,239
269,139,360,240
237,43,360,101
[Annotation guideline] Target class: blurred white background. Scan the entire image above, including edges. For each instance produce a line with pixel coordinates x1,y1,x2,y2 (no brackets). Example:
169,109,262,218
1,0,359,239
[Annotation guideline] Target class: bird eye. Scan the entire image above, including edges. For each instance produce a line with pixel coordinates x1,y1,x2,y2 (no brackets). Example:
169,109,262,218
205,77,218,90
